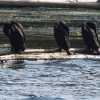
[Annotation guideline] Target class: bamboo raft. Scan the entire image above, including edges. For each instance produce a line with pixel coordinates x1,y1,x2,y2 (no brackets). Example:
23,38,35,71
0,48,100,61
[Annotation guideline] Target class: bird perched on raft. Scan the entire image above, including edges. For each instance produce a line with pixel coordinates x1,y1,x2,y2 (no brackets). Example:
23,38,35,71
3,21,26,53
53,21,71,55
81,22,100,54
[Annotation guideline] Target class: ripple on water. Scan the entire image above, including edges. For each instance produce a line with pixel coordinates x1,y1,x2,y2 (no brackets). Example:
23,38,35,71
0,59,99,100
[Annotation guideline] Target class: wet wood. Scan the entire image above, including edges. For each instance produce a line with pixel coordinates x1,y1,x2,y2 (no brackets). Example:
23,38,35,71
0,48,100,61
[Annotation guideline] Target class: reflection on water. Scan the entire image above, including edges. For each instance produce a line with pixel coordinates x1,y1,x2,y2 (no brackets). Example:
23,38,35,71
0,59,100,100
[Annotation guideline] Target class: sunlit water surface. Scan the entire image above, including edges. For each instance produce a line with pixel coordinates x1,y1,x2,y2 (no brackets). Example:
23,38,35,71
0,59,100,100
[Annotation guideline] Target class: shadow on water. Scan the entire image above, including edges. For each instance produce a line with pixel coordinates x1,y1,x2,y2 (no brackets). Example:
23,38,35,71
8,60,25,70
0,59,25,70
24,95,65,100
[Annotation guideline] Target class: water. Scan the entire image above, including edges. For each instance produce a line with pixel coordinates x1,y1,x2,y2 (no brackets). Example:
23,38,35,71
0,7,100,48
0,59,100,100
0,6,100,100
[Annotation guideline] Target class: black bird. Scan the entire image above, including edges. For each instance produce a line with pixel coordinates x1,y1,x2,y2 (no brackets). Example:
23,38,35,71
3,21,26,53
54,21,71,55
81,22,99,54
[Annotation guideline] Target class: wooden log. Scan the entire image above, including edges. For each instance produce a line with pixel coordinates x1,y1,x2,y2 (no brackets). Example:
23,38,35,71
0,48,100,61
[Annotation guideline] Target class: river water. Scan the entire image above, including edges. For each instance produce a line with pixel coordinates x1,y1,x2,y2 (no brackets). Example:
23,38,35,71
0,6,100,100
0,59,100,100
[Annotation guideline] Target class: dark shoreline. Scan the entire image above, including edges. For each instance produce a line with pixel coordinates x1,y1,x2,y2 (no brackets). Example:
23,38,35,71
0,1,99,9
